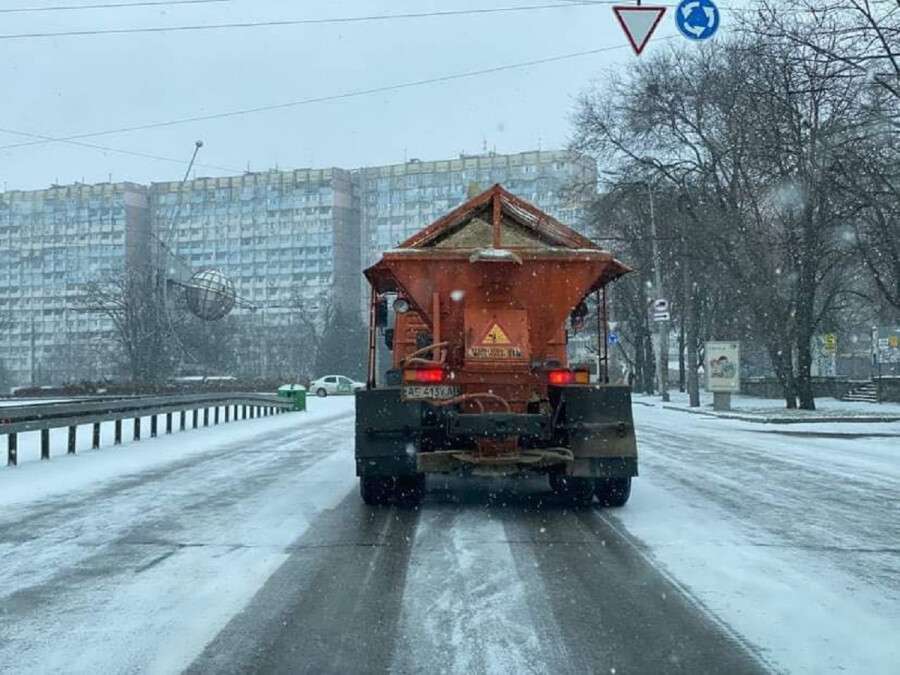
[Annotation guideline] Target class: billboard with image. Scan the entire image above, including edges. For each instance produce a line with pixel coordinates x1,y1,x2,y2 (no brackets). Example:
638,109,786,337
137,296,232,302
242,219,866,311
706,341,740,392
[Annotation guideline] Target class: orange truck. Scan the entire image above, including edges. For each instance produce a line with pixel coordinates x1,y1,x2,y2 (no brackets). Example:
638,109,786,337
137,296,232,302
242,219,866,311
356,185,637,506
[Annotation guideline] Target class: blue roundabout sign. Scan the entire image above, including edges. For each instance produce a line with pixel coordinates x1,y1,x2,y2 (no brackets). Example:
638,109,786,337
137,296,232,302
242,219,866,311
675,0,720,41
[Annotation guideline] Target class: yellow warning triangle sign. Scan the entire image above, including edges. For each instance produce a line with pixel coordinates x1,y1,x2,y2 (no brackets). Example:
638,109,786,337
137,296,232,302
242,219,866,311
482,323,511,345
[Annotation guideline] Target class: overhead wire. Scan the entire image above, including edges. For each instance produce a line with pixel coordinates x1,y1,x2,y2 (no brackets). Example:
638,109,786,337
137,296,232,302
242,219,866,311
0,0,229,13
556,0,806,14
0,1,600,40
0,126,243,173
0,37,680,154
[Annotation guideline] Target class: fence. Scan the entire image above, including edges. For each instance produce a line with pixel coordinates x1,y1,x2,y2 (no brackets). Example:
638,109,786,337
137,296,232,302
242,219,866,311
0,392,295,467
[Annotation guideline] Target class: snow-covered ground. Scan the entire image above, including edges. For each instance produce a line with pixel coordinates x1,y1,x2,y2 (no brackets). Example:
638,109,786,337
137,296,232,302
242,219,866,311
618,405,900,674
0,398,75,408
1,396,898,673
636,390,900,421
0,397,352,506
0,397,357,674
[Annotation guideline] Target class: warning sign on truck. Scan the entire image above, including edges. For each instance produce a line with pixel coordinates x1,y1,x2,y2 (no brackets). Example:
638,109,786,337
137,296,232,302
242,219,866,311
483,323,511,344
468,321,523,359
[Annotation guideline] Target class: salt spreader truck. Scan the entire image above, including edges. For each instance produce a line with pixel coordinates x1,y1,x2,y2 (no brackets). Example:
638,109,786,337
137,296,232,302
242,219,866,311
356,185,637,506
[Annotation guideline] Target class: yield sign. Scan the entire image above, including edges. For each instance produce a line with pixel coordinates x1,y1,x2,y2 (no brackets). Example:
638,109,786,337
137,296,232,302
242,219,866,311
613,5,666,55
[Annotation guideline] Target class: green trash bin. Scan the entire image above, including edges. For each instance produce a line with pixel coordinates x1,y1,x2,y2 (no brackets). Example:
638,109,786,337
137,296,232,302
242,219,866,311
277,384,307,411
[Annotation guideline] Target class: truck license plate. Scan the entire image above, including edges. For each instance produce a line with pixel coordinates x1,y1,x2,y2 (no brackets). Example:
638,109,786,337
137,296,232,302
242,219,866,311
402,385,461,400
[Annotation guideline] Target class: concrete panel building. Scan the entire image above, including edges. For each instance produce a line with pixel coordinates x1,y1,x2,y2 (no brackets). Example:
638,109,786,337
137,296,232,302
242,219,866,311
150,167,359,320
0,182,150,385
355,150,597,267
0,150,594,386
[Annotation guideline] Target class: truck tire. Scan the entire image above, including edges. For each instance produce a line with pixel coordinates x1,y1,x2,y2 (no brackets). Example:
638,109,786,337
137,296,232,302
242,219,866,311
595,477,631,507
316,388,327,398
396,474,426,506
549,474,594,507
360,476,393,505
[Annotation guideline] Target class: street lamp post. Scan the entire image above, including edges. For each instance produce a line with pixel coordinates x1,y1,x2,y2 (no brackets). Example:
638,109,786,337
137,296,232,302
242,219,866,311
646,182,670,402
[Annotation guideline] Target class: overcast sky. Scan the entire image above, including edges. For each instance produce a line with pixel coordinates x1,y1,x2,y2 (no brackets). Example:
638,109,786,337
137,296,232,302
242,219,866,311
0,0,739,191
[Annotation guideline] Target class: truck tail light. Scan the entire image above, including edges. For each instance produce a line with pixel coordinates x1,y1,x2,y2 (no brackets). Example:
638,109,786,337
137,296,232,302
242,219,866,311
574,369,590,384
548,369,574,385
403,368,444,383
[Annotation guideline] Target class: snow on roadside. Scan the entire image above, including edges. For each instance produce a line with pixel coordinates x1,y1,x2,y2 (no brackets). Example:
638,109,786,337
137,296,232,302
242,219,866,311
606,479,900,674
1,415,358,675
0,397,354,509
617,405,900,674
0,398,75,407
635,390,900,418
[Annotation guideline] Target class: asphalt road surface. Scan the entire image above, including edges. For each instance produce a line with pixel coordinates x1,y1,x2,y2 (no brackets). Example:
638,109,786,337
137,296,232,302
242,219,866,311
186,478,766,675
3,398,897,674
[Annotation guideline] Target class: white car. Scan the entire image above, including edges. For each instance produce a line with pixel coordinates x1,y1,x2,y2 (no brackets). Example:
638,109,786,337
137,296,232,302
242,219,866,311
309,375,365,397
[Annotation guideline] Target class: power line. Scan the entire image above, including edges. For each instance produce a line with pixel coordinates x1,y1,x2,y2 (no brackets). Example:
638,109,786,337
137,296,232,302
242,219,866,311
0,37,679,153
0,0,229,13
557,0,803,13
0,126,242,173
0,1,599,40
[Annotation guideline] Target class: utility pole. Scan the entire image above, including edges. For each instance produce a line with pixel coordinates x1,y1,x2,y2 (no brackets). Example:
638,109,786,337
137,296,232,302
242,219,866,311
30,315,36,386
647,182,670,402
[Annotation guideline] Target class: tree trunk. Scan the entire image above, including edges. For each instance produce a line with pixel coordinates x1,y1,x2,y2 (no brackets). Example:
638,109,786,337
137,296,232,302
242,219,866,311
678,309,686,393
633,338,645,393
686,283,701,407
643,331,656,394
795,254,818,410
769,344,797,409
795,341,816,410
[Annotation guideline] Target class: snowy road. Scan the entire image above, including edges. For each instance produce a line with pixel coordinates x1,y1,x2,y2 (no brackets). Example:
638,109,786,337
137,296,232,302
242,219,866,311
1,398,898,674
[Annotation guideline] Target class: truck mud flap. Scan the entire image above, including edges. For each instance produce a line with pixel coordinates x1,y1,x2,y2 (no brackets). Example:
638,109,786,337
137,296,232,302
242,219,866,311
551,385,638,478
355,388,421,477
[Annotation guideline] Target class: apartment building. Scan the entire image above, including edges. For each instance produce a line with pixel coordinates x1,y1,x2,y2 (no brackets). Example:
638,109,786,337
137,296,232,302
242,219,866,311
0,182,150,385
0,150,594,386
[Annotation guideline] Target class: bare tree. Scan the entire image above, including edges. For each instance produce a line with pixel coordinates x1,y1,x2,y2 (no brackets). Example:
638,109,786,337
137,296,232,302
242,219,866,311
571,23,878,408
757,0,900,100
79,271,175,385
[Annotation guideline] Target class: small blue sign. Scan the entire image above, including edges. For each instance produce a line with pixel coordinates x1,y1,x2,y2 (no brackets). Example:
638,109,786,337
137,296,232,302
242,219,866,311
608,332,620,345
675,0,719,41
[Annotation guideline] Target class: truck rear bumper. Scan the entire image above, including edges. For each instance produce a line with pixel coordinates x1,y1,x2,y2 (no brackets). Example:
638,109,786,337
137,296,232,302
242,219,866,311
417,447,572,476
355,387,638,479
414,448,636,477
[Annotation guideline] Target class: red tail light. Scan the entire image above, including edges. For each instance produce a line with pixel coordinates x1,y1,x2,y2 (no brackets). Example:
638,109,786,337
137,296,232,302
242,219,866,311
548,369,574,385
404,368,444,383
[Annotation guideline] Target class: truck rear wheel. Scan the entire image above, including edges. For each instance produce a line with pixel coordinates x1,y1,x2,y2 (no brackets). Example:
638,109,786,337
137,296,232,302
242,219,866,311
594,477,631,507
396,474,426,506
549,474,594,507
360,476,393,505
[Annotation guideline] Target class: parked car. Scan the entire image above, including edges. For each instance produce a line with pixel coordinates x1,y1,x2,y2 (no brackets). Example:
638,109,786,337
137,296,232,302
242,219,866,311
309,375,365,397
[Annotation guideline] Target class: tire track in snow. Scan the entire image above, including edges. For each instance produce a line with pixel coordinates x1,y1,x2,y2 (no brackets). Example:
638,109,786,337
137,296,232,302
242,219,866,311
392,485,549,675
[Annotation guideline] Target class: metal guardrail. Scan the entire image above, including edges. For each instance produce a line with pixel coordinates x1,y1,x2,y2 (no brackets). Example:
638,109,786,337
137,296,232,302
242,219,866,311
1,392,295,467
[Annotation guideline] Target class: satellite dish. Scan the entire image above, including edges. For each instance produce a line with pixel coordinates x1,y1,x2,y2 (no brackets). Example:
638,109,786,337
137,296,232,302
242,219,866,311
185,269,236,321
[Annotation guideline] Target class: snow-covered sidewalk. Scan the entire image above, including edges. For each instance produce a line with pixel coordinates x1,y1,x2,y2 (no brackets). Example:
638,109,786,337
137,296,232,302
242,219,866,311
635,390,900,423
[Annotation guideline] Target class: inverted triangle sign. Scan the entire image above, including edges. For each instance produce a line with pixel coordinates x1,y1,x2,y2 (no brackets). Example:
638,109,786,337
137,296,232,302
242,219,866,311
613,5,666,55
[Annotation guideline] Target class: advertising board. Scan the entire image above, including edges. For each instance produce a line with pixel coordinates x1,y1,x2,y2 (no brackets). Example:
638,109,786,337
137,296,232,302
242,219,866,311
705,341,740,392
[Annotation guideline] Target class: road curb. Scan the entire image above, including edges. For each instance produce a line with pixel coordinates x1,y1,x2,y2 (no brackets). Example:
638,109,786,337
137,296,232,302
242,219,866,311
655,404,900,424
